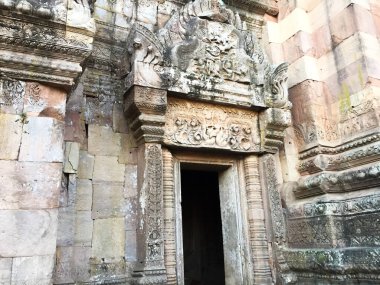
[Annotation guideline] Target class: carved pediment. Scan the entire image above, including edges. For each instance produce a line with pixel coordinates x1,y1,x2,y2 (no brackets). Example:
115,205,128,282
123,0,291,153
123,0,291,110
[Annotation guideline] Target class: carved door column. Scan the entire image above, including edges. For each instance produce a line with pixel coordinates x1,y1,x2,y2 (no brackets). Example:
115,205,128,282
124,86,167,284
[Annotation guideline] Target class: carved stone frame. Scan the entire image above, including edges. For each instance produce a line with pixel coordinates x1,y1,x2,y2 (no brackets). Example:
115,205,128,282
124,83,292,284
162,150,273,285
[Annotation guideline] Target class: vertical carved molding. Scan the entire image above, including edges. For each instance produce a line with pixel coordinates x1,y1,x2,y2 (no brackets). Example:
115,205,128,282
124,86,168,284
162,148,177,284
243,155,273,284
260,154,296,284
132,144,167,284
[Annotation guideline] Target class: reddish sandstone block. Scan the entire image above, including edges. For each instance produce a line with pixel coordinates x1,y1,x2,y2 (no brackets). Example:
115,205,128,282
330,5,377,47
24,82,66,121
371,2,380,37
282,31,314,64
312,24,333,58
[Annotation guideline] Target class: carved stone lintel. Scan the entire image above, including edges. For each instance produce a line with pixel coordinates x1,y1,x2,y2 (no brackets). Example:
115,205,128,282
164,97,261,152
132,143,167,285
124,86,167,144
123,0,290,111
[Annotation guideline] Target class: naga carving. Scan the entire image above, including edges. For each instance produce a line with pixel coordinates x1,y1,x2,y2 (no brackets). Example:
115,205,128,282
123,0,291,110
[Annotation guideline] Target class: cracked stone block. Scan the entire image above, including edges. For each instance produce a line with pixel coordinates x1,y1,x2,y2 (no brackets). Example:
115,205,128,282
0,209,58,257
0,161,61,210
11,255,54,285
19,117,64,162
63,142,80,173
0,113,23,160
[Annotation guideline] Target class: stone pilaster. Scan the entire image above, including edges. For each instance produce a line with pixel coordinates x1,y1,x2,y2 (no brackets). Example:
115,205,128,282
243,155,273,284
124,86,167,284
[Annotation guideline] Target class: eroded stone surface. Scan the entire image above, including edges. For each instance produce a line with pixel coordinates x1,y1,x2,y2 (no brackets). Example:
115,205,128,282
92,182,124,219
0,161,61,209
0,114,23,160
93,155,125,182
19,117,64,163
92,217,125,259
11,255,54,285
0,210,58,257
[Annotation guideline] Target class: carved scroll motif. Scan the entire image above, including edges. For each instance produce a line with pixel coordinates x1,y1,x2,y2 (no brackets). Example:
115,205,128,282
164,98,260,152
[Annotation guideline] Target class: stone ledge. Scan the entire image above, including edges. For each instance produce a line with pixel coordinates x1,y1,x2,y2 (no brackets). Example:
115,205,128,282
284,247,380,275
0,4,94,87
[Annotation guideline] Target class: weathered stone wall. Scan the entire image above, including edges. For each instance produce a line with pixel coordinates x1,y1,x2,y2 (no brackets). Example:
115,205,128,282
265,0,380,283
1,0,380,284
53,0,280,283
0,79,66,284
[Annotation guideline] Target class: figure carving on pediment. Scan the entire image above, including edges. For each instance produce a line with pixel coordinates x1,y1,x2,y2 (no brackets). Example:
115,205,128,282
124,0,291,110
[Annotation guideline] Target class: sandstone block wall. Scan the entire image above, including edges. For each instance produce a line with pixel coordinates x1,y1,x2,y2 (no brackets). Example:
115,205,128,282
0,0,379,284
265,0,380,282
0,80,66,284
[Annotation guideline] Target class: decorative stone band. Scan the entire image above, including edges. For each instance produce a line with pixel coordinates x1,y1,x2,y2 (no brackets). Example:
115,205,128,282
298,141,380,175
284,247,380,278
287,193,380,218
294,161,380,198
231,0,279,16
299,133,380,160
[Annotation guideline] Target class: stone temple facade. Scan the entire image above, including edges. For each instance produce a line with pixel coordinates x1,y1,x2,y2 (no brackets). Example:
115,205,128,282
0,0,379,284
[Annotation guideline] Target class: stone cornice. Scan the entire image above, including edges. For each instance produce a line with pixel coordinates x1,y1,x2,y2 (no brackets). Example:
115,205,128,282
0,2,94,87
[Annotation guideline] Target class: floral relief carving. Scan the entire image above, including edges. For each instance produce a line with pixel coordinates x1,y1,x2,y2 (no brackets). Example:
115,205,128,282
164,98,260,152
145,145,164,264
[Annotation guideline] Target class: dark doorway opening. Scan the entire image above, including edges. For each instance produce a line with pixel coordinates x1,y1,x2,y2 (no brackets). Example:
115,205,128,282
181,169,225,285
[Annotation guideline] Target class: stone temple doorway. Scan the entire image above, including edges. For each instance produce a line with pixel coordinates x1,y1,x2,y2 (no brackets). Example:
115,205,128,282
180,169,225,285
173,156,254,285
